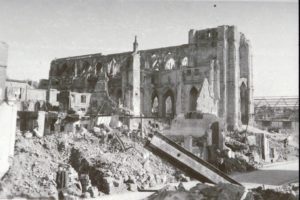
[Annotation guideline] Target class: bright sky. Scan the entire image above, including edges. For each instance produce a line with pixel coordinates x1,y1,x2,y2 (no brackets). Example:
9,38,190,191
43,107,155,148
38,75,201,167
0,0,298,97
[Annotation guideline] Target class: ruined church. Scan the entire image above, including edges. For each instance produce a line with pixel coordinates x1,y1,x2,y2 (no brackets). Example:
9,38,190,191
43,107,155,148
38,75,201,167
49,25,254,130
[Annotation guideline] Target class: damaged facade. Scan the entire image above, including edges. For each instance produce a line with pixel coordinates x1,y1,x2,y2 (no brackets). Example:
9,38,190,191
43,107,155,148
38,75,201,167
49,25,254,131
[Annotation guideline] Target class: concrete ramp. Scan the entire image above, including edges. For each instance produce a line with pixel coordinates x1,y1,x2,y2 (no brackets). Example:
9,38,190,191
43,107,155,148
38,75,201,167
145,132,242,186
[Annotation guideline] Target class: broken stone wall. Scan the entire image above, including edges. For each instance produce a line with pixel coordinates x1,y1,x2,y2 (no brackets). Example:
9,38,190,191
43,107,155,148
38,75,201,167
139,42,218,118
0,103,17,178
48,88,59,107
0,42,17,178
164,113,218,136
26,88,46,102
18,111,46,136
196,78,218,115
44,112,58,135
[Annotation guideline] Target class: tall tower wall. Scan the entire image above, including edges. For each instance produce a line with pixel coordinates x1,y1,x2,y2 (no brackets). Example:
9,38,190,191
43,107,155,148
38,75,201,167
239,35,254,124
216,26,228,123
226,26,241,129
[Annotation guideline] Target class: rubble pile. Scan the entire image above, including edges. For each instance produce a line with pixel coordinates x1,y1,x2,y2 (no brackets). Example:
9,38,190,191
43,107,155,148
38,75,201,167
0,127,176,198
146,182,254,200
267,136,298,162
0,134,63,198
146,182,299,200
222,130,271,170
251,185,298,200
168,134,256,174
217,156,256,174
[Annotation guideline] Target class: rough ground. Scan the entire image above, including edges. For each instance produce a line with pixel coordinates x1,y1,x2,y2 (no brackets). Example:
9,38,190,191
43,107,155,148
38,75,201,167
145,182,298,200
0,130,176,199
0,127,297,199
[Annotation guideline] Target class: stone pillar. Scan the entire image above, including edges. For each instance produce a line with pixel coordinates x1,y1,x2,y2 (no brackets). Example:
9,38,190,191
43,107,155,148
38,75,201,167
247,43,254,125
226,26,240,130
239,34,254,125
157,93,162,118
176,70,183,115
36,111,46,137
216,26,228,122
74,61,78,77
131,38,141,116
0,42,8,102
262,133,270,162
184,135,193,152
209,60,214,97
214,60,220,100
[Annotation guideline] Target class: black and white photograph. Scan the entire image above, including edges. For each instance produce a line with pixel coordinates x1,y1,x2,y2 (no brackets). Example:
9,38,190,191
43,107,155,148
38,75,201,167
0,0,298,199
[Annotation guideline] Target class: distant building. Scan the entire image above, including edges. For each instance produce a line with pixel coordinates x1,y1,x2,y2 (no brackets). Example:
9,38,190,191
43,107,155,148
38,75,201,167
57,91,91,115
254,96,299,133
5,79,46,111
5,79,59,111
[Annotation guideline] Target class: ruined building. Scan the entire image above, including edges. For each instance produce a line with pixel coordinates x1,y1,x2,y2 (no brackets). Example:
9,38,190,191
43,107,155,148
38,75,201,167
48,25,254,130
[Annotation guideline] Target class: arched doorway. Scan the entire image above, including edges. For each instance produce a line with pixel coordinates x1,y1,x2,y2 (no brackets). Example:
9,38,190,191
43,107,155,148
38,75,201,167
240,82,248,125
163,90,175,118
95,63,103,75
189,87,198,112
151,91,159,116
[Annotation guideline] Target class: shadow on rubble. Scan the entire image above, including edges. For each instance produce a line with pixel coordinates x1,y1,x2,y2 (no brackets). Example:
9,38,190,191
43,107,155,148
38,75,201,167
232,169,299,186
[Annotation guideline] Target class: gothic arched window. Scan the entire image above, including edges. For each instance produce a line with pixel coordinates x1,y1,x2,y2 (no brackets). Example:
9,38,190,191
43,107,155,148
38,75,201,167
165,58,175,70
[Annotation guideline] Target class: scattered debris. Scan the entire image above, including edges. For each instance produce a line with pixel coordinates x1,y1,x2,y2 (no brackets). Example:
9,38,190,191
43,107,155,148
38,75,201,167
0,125,176,198
251,185,298,200
146,182,254,200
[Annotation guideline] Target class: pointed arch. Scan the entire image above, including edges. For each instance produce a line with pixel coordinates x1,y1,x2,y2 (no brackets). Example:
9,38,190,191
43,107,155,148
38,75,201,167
162,89,175,118
189,87,198,112
151,90,159,116
95,62,103,75
79,61,91,75
165,58,175,70
181,57,188,67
